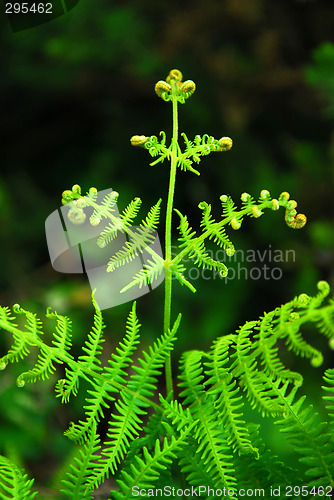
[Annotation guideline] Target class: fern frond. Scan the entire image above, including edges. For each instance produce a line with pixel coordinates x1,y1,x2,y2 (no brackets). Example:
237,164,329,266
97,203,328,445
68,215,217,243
159,396,196,432
120,197,142,226
141,199,161,229
322,368,334,427
178,440,218,493
60,296,105,405
275,384,334,487
96,197,143,248
204,335,258,458
230,323,285,417
107,200,161,272
199,201,234,252
0,332,30,368
58,366,80,404
86,314,181,490
46,308,73,354
123,409,169,468
105,302,141,384
234,423,303,491
0,455,37,499
169,262,197,293
178,351,237,493
66,303,141,443
254,311,303,385
205,334,237,387
12,304,44,340
175,208,229,276
110,434,191,500
61,422,101,500
283,318,323,366
220,194,238,218
16,346,56,386
0,307,17,329
89,190,119,223
178,350,206,405
174,209,197,246
192,394,237,494
120,253,164,293
77,295,105,373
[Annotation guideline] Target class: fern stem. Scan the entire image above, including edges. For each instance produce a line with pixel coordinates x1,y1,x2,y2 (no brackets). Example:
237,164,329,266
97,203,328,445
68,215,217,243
163,87,179,397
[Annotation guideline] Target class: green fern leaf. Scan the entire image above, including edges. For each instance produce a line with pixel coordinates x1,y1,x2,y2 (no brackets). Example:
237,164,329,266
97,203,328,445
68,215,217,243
178,440,218,495
0,456,37,499
89,190,119,224
66,303,141,443
230,324,285,417
97,197,142,248
109,434,191,500
322,368,334,427
178,351,237,493
204,335,258,457
234,423,303,491
169,262,197,293
175,209,228,276
199,201,234,252
86,314,181,490
46,308,73,355
16,346,56,386
192,394,236,494
120,253,164,293
0,332,30,369
254,311,303,385
275,384,334,487
61,422,101,499
12,304,44,340
61,296,105,405
107,200,161,272
159,396,196,432
178,350,206,405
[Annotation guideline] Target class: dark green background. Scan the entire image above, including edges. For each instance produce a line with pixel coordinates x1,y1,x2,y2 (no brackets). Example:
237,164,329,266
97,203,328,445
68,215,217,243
1,0,334,494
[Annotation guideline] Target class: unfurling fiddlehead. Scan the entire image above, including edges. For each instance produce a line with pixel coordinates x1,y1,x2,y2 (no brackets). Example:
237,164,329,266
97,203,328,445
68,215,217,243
0,69,322,499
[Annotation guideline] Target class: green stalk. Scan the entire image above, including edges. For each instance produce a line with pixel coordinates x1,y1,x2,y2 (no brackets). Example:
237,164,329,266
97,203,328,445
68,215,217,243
163,84,179,397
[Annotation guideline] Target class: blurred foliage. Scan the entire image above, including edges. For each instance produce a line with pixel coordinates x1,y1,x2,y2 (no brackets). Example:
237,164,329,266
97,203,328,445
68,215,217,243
1,0,334,493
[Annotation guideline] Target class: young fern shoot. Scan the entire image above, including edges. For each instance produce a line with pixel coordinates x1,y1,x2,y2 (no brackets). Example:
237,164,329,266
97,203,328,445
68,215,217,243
61,69,306,397
3,70,331,500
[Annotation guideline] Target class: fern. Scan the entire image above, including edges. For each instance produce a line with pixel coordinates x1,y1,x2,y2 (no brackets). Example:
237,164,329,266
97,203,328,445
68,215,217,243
106,199,162,272
60,422,101,500
110,434,193,500
275,384,334,488
1,68,334,499
0,456,37,500
86,314,181,490
322,368,334,427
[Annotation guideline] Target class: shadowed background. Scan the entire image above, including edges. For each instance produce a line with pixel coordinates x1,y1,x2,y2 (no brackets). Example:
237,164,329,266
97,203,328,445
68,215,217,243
0,0,334,494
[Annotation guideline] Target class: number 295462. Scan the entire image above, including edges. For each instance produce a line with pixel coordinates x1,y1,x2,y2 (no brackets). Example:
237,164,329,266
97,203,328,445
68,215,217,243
5,3,53,14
